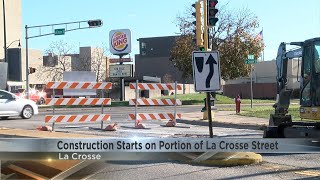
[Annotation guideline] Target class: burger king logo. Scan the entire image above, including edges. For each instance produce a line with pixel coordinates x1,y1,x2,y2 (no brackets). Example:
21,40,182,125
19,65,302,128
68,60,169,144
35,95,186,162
111,32,128,52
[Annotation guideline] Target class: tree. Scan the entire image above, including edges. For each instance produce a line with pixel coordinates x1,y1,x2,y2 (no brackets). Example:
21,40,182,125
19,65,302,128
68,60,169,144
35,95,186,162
170,35,196,79
162,73,174,83
36,41,108,83
36,40,73,82
170,5,264,80
74,47,107,82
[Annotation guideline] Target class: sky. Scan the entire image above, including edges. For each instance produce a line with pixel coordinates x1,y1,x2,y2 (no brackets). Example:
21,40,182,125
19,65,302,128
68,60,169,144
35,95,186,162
22,0,320,61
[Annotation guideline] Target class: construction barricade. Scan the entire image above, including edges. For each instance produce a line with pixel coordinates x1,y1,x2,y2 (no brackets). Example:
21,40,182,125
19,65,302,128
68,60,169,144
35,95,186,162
45,81,112,131
128,81,182,128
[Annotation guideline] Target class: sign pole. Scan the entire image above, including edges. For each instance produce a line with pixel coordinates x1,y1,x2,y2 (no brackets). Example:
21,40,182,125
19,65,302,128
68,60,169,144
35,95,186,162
119,55,124,101
206,92,213,138
135,80,138,127
250,64,253,108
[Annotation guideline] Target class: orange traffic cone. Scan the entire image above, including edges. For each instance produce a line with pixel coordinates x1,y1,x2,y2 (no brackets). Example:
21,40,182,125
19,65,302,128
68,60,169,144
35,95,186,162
104,123,118,131
135,120,146,129
166,120,176,127
36,126,52,131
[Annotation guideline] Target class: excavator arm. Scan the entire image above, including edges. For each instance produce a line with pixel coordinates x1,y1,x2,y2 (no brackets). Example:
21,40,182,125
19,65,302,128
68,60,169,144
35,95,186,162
263,41,306,138
270,42,303,126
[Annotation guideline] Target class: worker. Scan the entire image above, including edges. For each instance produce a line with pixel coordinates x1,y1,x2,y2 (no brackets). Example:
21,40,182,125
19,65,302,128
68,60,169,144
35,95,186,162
235,94,241,114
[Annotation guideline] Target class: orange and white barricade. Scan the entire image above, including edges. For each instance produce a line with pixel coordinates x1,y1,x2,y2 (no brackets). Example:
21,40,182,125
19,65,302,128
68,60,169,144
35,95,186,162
45,81,112,131
128,81,182,127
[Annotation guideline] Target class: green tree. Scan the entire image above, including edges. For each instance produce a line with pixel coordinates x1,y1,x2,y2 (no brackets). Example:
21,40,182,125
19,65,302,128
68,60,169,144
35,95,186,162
170,5,264,80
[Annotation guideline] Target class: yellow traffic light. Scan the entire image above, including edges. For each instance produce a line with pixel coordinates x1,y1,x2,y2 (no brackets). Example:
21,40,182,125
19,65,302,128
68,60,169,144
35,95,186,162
192,2,203,46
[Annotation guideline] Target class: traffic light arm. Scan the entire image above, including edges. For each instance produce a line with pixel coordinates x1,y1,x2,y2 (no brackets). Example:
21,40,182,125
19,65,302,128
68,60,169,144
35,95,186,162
26,19,103,39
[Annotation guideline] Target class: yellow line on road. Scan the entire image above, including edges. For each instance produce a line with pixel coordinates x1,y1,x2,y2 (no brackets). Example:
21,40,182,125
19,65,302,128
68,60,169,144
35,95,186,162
262,163,320,177
295,171,320,177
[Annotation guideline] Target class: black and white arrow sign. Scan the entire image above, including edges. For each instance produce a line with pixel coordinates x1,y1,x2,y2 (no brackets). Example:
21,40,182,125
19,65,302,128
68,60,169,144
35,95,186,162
192,51,221,92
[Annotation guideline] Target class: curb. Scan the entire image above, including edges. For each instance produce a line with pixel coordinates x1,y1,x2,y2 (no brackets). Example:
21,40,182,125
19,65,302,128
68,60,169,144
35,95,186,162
189,152,262,166
177,119,266,131
0,128,102,138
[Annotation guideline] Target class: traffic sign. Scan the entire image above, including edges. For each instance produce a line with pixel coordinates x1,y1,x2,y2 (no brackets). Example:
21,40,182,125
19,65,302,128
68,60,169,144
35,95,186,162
109,58,132,63
247,54,254,60
244,59,257,64
192,51,221,92
54,28,65,35
109,64,133,78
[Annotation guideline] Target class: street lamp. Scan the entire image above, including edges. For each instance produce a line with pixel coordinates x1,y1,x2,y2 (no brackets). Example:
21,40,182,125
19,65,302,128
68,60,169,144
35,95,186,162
6,39,21,49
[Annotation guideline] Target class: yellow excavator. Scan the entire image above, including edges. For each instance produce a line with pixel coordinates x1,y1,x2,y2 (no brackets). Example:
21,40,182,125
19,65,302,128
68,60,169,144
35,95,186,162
264,37,320,138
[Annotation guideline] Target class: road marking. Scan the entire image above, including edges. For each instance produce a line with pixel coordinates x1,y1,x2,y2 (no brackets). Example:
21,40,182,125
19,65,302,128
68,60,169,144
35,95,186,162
262,163,320,177
295,171,320,177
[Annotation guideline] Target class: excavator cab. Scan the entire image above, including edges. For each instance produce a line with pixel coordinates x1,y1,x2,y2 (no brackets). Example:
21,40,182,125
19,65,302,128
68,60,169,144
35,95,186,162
264,38,320,138
300,38,320,119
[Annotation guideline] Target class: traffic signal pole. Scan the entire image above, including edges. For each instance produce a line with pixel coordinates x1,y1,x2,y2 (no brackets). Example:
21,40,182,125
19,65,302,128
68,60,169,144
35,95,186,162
24,20,102,99
202,0,213,138
25,25,29,99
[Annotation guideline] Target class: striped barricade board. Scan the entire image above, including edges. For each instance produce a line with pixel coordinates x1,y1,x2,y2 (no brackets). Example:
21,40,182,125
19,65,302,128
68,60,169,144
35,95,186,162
128,113,182,121
46,82,112,89
129,99,182,106
129,83,182,90
46,98,111,106
45,114,111,123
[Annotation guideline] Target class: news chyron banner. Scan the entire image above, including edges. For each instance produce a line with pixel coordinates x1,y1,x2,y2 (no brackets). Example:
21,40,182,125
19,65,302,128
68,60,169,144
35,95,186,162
0,138,319,160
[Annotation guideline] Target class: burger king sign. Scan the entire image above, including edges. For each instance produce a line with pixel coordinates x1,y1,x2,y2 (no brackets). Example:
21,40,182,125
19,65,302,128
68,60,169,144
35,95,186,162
109,29,132,55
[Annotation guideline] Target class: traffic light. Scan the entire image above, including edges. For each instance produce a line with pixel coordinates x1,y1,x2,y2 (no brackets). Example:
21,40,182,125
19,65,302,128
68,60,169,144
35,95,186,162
207,0,219,27
192,2,203,46
29,67,36,74
88,19,103,27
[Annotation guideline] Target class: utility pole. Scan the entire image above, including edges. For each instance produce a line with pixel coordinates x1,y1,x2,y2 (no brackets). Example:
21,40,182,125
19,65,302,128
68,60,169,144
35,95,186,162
25,25,29,98
2,0,7,62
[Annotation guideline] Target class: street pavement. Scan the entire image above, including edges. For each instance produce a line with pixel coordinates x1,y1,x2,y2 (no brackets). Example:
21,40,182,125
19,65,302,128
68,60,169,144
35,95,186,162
85,159,320,180
0,105,264,138
1,105,320,179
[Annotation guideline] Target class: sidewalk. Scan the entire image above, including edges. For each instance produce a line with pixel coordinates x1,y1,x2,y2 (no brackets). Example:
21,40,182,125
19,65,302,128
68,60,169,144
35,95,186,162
0,127,101,138
179,111,269,130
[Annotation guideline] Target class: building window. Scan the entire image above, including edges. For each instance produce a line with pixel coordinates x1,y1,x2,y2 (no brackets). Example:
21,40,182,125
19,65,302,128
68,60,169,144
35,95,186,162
141,51,146,56
141,42,146,49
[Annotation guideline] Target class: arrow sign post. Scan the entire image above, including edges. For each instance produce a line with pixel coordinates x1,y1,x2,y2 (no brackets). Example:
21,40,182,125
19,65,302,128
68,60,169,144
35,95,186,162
192,52,221,92
192,51,221,138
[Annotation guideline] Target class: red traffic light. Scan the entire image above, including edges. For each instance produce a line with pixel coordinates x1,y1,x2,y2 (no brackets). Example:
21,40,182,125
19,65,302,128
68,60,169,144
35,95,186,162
208,0,218,7
207,0,219,27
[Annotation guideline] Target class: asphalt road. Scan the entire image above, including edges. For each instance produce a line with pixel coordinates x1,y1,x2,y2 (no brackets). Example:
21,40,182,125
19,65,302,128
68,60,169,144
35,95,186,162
0,104,271,130
1,105,320,179
85,156,320,180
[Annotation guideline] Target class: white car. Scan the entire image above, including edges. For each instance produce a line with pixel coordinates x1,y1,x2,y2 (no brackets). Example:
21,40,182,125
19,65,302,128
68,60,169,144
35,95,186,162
0,89,39,119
